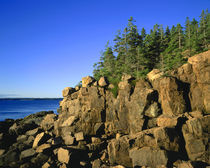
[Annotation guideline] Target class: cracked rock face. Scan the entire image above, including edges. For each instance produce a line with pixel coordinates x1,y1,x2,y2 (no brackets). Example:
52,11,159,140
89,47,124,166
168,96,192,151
56,77,161,137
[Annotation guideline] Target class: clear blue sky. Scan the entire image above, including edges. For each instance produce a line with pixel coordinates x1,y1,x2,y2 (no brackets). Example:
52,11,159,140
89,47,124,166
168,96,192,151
0,0,209,98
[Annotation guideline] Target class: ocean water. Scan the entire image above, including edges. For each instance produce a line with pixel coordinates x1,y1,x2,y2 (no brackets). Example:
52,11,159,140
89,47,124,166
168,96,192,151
0,99,62,121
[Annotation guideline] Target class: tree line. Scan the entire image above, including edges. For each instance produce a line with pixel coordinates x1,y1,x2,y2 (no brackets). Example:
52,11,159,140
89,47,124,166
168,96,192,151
93,10,210,83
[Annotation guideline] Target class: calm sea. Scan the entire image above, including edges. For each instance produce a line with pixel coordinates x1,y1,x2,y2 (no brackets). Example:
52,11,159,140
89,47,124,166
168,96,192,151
0,99,62,121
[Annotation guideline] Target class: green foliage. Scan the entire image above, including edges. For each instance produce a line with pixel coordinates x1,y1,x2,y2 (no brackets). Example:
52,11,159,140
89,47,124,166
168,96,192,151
93,10,209,83
108,77,120,98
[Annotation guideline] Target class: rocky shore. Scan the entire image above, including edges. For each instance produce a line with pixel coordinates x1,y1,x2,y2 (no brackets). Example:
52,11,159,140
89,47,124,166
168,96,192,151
0,50,209,168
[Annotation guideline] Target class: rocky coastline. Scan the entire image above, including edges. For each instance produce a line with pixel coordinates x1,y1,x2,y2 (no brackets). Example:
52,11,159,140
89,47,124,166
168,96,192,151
0,50,209,168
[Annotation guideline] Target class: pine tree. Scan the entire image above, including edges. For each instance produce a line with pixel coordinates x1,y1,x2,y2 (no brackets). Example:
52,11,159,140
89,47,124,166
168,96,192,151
191,18,200,53
93,42,116,80
163,24,184,70
206,9,210,46
144,24,162,69
199,10,208,50
185,17,192,56
93,10,209,82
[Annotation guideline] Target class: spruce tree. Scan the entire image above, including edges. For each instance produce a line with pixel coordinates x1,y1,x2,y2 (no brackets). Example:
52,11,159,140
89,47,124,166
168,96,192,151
199,10,208,50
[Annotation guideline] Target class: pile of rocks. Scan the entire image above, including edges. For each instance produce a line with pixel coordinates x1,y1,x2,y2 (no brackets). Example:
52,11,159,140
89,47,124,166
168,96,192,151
0,50,209,168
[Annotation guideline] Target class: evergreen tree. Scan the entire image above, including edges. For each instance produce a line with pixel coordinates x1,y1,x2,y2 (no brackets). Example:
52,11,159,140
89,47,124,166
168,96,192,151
93,10,210,82
199,10,208,50
144,24,161,69
207,9,210,45
163,24,184,70
185,17,192,56
191,18,200,53
93,42,116,80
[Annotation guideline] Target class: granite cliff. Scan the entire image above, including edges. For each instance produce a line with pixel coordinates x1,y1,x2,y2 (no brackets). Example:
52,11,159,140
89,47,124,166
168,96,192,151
0,50,209,168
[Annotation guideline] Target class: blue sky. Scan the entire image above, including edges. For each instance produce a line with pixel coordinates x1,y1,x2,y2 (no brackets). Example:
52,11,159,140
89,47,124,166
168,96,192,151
0,0,209,98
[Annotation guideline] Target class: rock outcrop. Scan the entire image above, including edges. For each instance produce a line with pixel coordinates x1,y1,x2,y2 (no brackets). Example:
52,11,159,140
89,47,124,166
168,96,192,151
0,51,209,168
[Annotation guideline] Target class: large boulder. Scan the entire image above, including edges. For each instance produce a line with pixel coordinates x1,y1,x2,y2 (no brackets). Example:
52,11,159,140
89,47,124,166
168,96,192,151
55,86,106,136
129,147,168,167
107,127,180,167
98,77,108,87
108,136,132,167
128,80,159,134
147,69,163,81
57,148,71,164
172,50,210,113
20,148,36,160
149,76,187,116
182,115,210,164
33,132,50,148
40,114,57,131
62,87,75,97
82,76,95,87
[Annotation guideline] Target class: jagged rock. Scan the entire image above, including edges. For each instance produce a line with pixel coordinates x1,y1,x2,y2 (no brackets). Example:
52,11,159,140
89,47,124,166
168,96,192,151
177,161,194,168
87,141,106,152
10,141,30,152
36,143,51,153
57,148,71,164
25,136,35,146
17,135,28,143
75,86,80,91
82,76,95,87
145,102,160,118
92,159,102,168
25,128,40,136
20,148,36,160
115,133,121,140
93,81,98,86
108,127,179,167
94,123,105,135
31,153,49,166
99,77,108,87
56,86,106,136
147,69,163,81
75,132,84,141
33,132,50,148
42,162,51,168
182,115,210,163
129,147,168,167
9,122,37,136
150,76,186,116
108,84,114,89
147,118,157,128
41,114,57,131
91,137,101,143
157,115,178,127
189,111,203,118
121,74,133,81
172,50,210,113
20,111,54,125
128,80,157,134
62,135,75,145
61,116,76,127
118,80,130,90
62,87,75,97
108,136,132,167
100,151,108,162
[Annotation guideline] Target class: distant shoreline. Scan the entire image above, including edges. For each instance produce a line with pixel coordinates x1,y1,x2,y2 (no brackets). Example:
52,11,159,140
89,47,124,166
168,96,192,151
0,98,62,100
